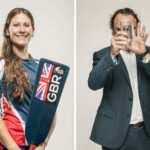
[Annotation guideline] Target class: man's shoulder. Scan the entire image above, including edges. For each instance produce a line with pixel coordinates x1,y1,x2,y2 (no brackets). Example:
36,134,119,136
93,46,110,58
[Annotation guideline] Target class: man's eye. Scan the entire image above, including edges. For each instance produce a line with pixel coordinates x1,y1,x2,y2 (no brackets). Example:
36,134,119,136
117,28,121,31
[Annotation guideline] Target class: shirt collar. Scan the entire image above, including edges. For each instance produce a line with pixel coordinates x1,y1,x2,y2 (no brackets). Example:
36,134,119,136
121,49,134,55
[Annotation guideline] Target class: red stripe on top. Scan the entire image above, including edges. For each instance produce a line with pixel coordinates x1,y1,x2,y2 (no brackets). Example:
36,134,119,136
34,59,40,61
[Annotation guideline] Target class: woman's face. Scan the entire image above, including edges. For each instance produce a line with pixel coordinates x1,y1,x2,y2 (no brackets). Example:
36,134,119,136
6,13,34,49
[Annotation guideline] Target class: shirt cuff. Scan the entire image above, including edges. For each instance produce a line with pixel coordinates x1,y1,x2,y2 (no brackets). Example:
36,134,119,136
142,55,150,63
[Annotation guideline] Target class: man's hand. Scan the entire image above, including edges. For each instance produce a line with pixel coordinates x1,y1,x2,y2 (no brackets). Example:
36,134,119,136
127,23,149,54
110,31,129,60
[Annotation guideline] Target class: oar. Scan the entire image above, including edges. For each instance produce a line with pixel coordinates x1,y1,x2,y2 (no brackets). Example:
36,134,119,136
25,58,69,149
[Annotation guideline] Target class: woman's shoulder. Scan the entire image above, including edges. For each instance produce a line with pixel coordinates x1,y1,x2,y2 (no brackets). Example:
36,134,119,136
29,54,40,64
0,57,5,80
0,57,5,68
33,58,40,64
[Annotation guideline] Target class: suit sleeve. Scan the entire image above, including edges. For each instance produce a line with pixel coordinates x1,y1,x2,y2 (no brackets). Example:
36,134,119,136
140,47,150,77
141,60,150,77
88,49,117,90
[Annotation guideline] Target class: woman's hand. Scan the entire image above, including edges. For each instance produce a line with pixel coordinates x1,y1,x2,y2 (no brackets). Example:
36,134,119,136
35,142,46,150
34,113,56,150
9,146,21,150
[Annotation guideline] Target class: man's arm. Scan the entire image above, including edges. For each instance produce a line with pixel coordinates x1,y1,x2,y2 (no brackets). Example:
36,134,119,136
88,48,116,90
0,117,21,150
140,53,150,76
88,31,130,90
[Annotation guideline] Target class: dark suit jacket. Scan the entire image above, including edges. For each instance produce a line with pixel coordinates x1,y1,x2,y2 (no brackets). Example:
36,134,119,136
88,46,150,149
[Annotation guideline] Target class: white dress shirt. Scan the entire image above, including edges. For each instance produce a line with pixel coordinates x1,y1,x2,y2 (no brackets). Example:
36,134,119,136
120,50,144,124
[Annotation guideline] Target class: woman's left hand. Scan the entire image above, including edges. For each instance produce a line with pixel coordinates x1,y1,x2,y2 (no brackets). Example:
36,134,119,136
34,142,46,150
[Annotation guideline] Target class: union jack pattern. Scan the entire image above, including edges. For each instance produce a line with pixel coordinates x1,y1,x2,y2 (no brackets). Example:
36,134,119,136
35,63,54,101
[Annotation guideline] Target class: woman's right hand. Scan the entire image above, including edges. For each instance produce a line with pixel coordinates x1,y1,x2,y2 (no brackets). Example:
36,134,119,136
7,145,21,150
0,117,21,150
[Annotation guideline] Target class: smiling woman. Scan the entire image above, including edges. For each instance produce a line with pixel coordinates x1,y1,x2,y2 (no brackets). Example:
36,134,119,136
0,8,56,150
6,13,34,54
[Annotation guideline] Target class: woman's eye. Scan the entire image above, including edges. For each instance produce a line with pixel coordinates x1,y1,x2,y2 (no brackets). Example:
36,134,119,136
24,24,30,27
13,24,19,27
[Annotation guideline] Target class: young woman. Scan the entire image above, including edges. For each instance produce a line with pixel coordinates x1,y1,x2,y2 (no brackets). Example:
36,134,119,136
0,8,56,150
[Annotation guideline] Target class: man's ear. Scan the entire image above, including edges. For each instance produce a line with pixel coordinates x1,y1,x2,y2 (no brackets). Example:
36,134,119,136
6,28,10,37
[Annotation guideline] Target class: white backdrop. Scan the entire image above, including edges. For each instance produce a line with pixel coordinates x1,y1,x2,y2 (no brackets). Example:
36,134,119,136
0,0,74,150
77,0,150,150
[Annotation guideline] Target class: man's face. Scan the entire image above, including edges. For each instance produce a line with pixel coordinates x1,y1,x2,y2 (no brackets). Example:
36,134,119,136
112,14,137,35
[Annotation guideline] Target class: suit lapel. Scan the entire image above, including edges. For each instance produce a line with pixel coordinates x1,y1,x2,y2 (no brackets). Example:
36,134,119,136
118,54,132,90
136,55,142,88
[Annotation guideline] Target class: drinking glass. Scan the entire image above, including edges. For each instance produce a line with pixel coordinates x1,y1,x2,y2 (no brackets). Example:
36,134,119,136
120,21,132,47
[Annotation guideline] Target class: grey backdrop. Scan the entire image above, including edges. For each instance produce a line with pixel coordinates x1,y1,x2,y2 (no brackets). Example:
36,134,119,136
77,0,150,150
0,0,74,150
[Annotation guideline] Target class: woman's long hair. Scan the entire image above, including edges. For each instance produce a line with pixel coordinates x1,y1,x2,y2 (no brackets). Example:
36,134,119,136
1,8,35,102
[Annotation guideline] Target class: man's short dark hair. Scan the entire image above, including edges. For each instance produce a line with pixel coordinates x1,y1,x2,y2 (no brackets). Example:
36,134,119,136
110,8,140,30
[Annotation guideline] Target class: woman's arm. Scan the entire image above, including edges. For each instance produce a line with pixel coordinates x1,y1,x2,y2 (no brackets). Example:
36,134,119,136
0,60,20,149
35,113,56,150
0,117,21,150
44,113,56,146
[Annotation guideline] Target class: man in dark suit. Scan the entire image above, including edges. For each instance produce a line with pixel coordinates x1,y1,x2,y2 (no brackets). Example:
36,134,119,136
88,8,150,150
